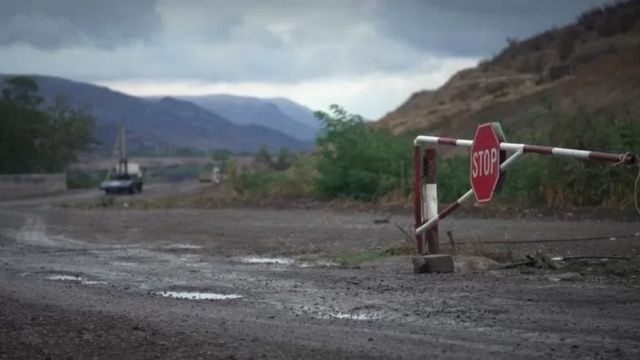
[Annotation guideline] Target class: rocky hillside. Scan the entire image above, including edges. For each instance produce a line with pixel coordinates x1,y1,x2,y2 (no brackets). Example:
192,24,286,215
377,0,640,139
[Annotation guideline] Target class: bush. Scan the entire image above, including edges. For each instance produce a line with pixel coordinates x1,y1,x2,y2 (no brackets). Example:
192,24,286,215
313,105,412,201
146,164,204,182
232,154,316,198
556,27,580,61
66,169,106,189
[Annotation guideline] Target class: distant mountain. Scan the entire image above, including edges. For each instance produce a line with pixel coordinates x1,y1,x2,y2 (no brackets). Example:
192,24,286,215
0,75,311,153
179,95,319,141
267,97,320,130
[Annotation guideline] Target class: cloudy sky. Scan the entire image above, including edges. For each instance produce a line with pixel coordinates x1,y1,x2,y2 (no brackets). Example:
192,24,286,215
0,0,609,119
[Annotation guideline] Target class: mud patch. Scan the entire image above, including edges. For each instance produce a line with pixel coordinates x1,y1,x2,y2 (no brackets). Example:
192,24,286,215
153,290,243,301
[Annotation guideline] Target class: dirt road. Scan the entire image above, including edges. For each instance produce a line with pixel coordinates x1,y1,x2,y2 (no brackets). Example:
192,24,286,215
1,190,639,359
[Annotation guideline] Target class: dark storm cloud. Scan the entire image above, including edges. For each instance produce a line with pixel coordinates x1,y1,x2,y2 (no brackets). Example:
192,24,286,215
0,0,161,49
0,0,613,82
373,0,610,56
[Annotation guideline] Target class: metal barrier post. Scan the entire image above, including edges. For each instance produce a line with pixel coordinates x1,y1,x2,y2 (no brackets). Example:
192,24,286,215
424,148,439,253
413,145,425,254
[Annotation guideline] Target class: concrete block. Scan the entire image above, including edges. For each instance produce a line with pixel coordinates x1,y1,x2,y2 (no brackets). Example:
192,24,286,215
412,254,454,274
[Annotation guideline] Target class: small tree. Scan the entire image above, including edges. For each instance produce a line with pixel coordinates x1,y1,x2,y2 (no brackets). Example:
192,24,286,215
0,77,94,174
273,148,294,171
254,145,272,168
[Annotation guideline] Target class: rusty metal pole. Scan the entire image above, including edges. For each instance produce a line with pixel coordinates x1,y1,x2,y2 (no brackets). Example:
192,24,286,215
413,145,425,254
424,148,439,254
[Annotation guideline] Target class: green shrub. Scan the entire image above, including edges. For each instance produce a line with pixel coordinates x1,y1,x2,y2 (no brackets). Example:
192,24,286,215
146,163,205,182
66,169,105,189
233,154,316,198
313,105,412,201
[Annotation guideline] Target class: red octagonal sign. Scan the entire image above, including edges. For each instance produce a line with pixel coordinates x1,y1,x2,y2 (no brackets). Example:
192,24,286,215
470,123,501,203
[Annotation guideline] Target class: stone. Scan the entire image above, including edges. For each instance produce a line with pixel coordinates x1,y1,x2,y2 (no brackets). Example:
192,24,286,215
412,254,454,273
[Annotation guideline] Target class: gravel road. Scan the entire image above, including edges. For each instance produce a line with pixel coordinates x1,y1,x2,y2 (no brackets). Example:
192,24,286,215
1,189,639,359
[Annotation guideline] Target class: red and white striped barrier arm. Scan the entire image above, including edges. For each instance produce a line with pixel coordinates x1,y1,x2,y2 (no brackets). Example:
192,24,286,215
414,136,637,165
415,151,524,235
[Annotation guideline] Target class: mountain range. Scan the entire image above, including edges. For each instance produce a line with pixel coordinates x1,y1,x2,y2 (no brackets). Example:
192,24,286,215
0,75,316,153
179,95,319,141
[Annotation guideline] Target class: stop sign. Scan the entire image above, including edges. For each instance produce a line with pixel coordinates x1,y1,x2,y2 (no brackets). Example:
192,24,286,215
470,123,501,202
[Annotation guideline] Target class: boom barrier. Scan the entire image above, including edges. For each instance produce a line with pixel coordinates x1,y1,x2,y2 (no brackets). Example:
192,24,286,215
412,123,638,255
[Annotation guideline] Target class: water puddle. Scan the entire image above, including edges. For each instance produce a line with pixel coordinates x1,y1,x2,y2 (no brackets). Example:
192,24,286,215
81,280,109,285
112,261,137,267
163,244,202,250
298,260,339,268
323,312,380,321
47,274,82,281
45,274,107,285
302,310,380,321
153,291,243,300
239,257,294,265
294,305,381,321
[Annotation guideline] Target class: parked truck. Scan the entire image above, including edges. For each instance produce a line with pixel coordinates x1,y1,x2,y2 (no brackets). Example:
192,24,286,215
99,122,144,195
100,160,143,194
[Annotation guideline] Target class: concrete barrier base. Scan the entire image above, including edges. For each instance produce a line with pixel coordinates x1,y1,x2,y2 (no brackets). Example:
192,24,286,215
412,254,454,273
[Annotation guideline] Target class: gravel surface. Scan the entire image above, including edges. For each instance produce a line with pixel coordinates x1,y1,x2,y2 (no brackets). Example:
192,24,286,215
1,190,639,359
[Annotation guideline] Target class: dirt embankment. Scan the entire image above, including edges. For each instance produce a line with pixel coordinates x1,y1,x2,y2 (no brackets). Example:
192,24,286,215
376,2,640,137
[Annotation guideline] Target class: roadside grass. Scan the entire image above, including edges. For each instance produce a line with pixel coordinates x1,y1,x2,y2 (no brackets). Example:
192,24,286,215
98,195,116,208
232,154,316,199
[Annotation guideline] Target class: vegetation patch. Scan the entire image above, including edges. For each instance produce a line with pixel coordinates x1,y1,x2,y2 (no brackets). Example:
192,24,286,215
231,154,316,199
0,76,94,174
66,169,106,189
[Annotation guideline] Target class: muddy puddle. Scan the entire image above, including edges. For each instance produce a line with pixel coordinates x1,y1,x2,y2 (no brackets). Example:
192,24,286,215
239,256,294,265
111,261,137,267
322,312,380,321
298,260,339,268
162,244,202,250
45,273,108,285
153,290,243,300
238,256,338,268
292,304,381,321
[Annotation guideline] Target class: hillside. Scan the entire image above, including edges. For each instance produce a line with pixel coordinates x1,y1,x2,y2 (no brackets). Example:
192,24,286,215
179,95,318,141
0,75,312,153
377,0,640,140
